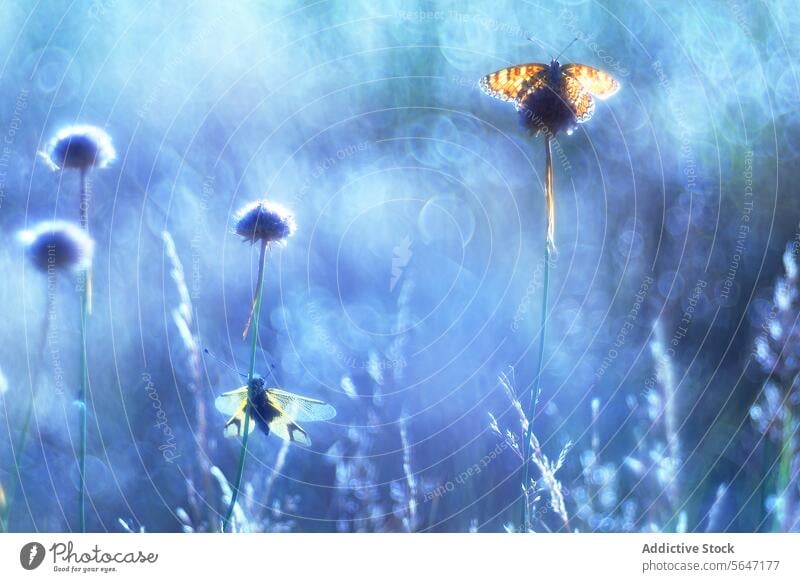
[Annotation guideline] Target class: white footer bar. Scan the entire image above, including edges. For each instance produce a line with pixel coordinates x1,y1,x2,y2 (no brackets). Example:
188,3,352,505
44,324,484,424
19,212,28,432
1,533,798,581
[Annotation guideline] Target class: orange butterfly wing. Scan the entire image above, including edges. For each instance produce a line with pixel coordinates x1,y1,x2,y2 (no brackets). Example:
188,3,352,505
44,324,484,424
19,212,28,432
480,64,549,108
562,75,595,123
562,64,620,99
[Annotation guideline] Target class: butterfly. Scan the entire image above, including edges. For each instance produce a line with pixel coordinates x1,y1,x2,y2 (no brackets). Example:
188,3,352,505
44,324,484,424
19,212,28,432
480,59,619,131
214,376,336,447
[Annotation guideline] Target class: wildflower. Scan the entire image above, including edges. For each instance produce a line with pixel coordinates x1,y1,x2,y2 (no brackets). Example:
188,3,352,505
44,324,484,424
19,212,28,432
11,221,93,532
222,199,298,532
40,124,114,317
480,59,619,250
481,58,620,531
519,86,579,136
28,126,112,534
19,220,94,273
235,200,295,338
40,125,116,172
234,200,296,245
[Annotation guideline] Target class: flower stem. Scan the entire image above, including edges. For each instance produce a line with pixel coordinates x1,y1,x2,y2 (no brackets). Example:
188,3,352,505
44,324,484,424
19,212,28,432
777,410,796,531
78,168,90,533
16,289,53,473
80,169,93,313
78,269,89,532
79,168,88,229
522,134,553,531
223,240,268,532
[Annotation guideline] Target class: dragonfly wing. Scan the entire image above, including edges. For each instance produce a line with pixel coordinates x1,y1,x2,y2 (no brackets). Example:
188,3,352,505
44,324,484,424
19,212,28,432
268,388,336,422
269,415,311,447
214,386,247,416
214,387,256,439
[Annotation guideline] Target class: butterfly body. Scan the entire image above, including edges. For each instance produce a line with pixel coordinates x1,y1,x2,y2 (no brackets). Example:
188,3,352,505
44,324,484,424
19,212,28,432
480,60,619,135
545,58,562,86
215,375,336,447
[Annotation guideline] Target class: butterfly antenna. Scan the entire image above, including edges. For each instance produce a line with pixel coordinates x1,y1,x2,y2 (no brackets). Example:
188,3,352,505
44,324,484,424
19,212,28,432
554,37,579,62
203,347,247,379
527,36,547,51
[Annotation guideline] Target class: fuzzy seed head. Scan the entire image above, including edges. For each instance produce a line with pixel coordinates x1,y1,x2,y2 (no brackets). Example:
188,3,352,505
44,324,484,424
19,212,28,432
234,200,296,244
19,220,94,273
41,125,116,171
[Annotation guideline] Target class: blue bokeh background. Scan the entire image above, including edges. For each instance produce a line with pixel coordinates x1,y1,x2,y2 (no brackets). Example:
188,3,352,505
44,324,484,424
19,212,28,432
0,0,798,532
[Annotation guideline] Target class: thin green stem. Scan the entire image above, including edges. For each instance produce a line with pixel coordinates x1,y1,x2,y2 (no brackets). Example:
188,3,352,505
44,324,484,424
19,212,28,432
223,239,268,532
777,410,796,531
760,437,773,533
6,288,53,526
522,135,553,531
0,486,6,533
78,167,89,533
79,270,89,532
79,168,88,230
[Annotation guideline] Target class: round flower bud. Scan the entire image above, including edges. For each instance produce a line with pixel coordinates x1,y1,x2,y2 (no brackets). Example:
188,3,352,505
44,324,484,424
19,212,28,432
41,125,116,171
19,220,94,272
234,200,296,244
519,87,578,136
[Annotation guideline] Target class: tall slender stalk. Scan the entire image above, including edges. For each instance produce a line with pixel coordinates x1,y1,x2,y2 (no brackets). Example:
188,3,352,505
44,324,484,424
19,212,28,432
522,134,553,531
777,411,796,531
0,481,6,533
17,290,54,469
223,239,268,532
1,288,53,532
78,269,89,532
78,168,89,532
79,168,88,229
162,231,213,527
80,169,93,313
